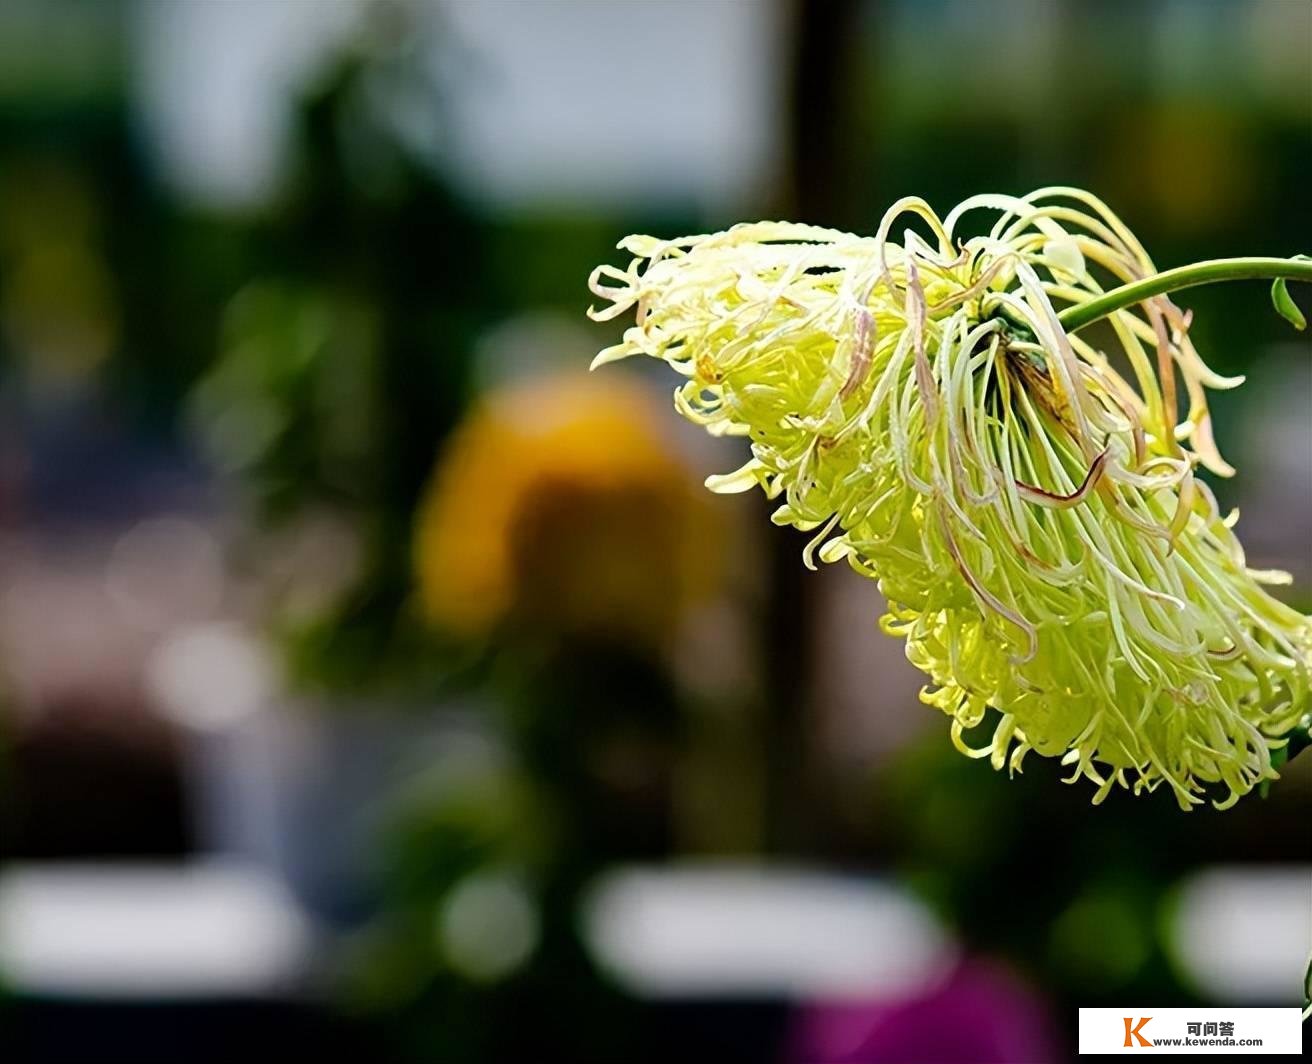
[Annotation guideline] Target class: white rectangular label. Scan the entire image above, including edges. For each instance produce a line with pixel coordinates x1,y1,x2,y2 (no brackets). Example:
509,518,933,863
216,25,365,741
1078,1007,1303,1055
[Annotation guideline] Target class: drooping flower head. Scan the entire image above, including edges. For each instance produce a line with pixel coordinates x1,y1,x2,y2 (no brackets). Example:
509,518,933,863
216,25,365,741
587,188,1311,809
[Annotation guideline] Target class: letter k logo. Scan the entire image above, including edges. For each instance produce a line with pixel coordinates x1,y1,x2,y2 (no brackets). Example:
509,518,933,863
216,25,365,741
1123,1016,1153,1047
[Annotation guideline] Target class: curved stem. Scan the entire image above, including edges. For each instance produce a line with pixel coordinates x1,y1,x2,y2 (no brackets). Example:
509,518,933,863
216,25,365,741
1057,257,1312,333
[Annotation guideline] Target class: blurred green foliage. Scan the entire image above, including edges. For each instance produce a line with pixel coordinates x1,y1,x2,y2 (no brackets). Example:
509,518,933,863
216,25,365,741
877,709,1311,1011
340,640,684,1062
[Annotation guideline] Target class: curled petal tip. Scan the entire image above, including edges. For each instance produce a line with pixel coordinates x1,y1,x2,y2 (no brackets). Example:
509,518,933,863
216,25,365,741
589,345,633,370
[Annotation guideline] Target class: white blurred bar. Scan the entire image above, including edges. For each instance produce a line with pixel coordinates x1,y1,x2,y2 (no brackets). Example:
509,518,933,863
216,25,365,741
1172,865,1311,1003
583,864,955,1000
0,862,313,999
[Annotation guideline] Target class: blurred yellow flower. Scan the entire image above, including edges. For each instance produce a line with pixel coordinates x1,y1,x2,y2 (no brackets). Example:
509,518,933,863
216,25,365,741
415,372,717,650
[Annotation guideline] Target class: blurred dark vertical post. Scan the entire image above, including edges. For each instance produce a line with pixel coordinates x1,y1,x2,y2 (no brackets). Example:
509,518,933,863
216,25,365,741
762,0,875,853
784,0,874,230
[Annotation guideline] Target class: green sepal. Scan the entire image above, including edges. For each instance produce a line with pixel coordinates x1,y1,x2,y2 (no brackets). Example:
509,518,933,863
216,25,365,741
1271,255,1311,330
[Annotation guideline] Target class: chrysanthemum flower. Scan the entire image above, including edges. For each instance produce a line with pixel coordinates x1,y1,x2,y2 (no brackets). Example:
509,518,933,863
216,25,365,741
587,188,1312,809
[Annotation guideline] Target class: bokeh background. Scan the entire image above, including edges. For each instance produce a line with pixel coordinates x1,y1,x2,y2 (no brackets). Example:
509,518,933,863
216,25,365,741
0,1,1308,1061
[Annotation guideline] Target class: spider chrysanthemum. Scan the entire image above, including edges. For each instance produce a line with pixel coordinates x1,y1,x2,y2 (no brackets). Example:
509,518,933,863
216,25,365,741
587,188,1312,810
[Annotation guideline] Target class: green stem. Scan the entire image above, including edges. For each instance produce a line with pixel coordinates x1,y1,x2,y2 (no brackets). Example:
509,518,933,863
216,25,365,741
1286,713,1312,765
1056,257,1312,333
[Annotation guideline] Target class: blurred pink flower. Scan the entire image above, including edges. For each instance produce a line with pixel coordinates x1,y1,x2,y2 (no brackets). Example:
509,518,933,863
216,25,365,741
788,959,1061,1064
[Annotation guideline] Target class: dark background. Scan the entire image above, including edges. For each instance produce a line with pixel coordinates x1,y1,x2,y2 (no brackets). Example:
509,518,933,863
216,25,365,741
0,1,1307,1061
